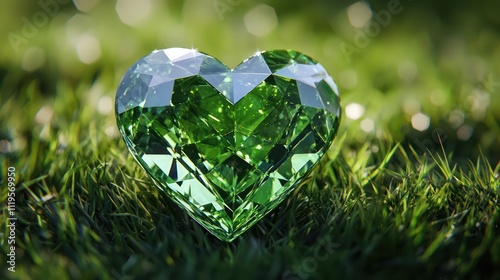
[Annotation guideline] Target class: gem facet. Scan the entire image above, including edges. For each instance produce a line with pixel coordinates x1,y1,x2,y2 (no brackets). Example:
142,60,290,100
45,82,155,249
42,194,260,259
116,48,341,241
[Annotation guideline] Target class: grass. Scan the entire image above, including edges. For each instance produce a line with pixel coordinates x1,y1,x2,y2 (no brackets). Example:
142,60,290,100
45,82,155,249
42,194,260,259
1,0,500,279
1,79,499,279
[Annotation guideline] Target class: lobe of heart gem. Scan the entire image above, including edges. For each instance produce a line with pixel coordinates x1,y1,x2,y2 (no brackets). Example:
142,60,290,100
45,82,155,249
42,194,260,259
116,48,341,241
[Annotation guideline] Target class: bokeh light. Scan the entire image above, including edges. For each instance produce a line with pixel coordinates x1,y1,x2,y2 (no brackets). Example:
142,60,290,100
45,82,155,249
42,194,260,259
73,0,100,12
360,118,375,132
75,34,101,64
244,4,278,37
347,1,372,28
411,113,430,132
21,47,45,71
345,103,365,120
116,0,152,27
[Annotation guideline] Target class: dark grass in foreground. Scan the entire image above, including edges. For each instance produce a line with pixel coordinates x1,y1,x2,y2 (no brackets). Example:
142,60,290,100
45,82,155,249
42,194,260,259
1,121,499,279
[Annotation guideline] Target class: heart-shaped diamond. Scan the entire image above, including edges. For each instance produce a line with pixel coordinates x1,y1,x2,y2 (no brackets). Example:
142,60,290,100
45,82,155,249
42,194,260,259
116,48,341,241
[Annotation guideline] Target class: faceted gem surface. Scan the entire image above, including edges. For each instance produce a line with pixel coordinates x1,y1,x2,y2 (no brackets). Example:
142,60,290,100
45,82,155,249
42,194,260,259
116,48,341,241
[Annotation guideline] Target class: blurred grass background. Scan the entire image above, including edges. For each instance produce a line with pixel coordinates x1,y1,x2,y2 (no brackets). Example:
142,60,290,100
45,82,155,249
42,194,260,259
0,0,499,279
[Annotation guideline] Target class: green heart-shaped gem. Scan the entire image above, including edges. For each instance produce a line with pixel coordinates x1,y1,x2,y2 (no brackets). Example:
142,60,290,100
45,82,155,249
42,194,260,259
116,48,341,241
